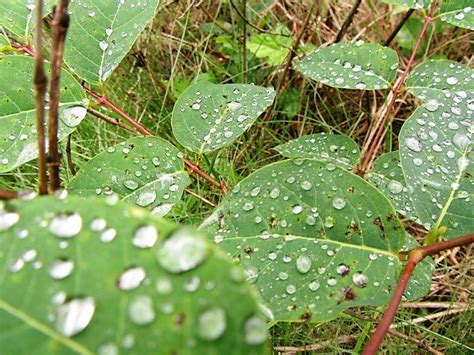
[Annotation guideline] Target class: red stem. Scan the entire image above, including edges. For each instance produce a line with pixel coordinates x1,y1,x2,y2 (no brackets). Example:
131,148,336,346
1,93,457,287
0,189,18,200
363,233,474,353
82,85,154,136
359,0,441,175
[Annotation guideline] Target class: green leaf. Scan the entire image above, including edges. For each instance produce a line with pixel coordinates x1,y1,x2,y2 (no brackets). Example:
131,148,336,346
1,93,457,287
0,195,268,354
68,136,190,217
64,0,161,84
0,0,54,41
399,104,473,239
274,134,360,169
0,55,87,173
380,0,432,9
200,159,410,321
247,25,293,66
402,60,473,238
279,88,301,119
407,60,474,102
368,151,419,222
439,0,474,30
172,81,275,153
295,42,398,90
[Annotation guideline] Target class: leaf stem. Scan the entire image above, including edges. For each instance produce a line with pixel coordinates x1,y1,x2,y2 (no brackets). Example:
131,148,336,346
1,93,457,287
87,107,138,134
33,0,48,195
48,0,70,192
358,0,441,176
362,232,474,353
81,84,155,136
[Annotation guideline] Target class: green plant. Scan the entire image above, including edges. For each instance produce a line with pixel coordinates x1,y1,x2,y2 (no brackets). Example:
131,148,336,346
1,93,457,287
0,0,472,353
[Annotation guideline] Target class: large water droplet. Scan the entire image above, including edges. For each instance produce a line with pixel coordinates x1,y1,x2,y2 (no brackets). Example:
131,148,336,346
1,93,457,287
197,307,227,340
49,213,82,238
156,229,208,273
332,196,346,210
128,295,155,325
136,190,157,207
117,267,146,291
387,180,403,194
352,272,368,287
244,316,268,345
0,210,20,232
55,297,95,336
49,259,74,280
296,255,311,274
132,225,158,249
155,277,173,295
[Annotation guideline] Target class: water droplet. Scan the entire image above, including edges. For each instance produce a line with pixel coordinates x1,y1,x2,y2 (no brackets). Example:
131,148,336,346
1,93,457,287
286,284,296,294
132,225,158,249
324,216,335,228
425,99,440,112
87,10,96,17
296,255,311,274
308,280,320,291
292,204,303,214
136,190,157,207
269,187,280,199
278,271,288,280
244,316,268,345
49,213,82,238
245,266,259,284
0,210,20,232
405,137,422,152
332,196,346,210
100,228,116,243
352,272,368,287
197,307,227,340
128,295,155,325
446,76,459,85
157,229,208,273
97,343,118,355
105,28,113,36
184,276,200,292
123,179,139,190
118,267,146,291
99,40,108,51
336,263,350,276
49,259,74,280
55,297,95,336
192,103,201,110
155,277,173,295
387,180,403,194
327,277,337,286
300,180,312,191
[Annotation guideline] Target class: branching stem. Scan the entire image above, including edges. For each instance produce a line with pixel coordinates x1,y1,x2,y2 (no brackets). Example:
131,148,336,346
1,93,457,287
363,232,474,353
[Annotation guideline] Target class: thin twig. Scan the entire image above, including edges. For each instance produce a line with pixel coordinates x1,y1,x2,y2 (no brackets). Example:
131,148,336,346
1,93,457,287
333,0,362,43
87,107,138,134
241,0,247,83
0,190,18,200
48,0,70,192
66,134,76,176
184,188,216,207
363,232,474,354
358,0,441,175
82,84,155,136
384,9,415,47
33,0,48,195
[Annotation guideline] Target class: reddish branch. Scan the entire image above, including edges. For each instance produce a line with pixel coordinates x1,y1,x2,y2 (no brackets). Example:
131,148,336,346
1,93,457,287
82,85,155,136
363,233,474,354
47,0,70,191
33,0,48,195
358,0,441,175
0,190,18,200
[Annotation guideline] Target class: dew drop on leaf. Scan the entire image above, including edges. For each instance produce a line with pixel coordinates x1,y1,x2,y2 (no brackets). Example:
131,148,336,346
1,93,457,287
197,307,227,340
49,259,74,280
55,297,96,336
128,295,155,325
132,225,158,249
49,213,82,238
244,316,268,345
117,267,146,291
295,255,311,274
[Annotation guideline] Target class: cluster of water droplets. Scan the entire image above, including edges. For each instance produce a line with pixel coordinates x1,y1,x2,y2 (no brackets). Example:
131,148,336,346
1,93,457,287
297,42,397,90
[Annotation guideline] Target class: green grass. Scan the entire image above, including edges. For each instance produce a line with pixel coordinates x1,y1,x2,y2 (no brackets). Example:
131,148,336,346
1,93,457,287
1,0,473,353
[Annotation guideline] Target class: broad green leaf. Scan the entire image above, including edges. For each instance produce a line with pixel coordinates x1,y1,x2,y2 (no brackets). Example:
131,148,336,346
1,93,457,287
64,0,161,84
172,81,275,153
68,136,190,217
295,42,398,90
279,88,301,119
0,0,54,41
247,25,293,66
0,55,88,173
399,104,473,239
368,151,419,222
0,26,11,47
439,0,474,30
380,0,432,9
407,60,474,102
274,134,360,169
0,195,268,354
200,159,411,321
402,60,473,238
